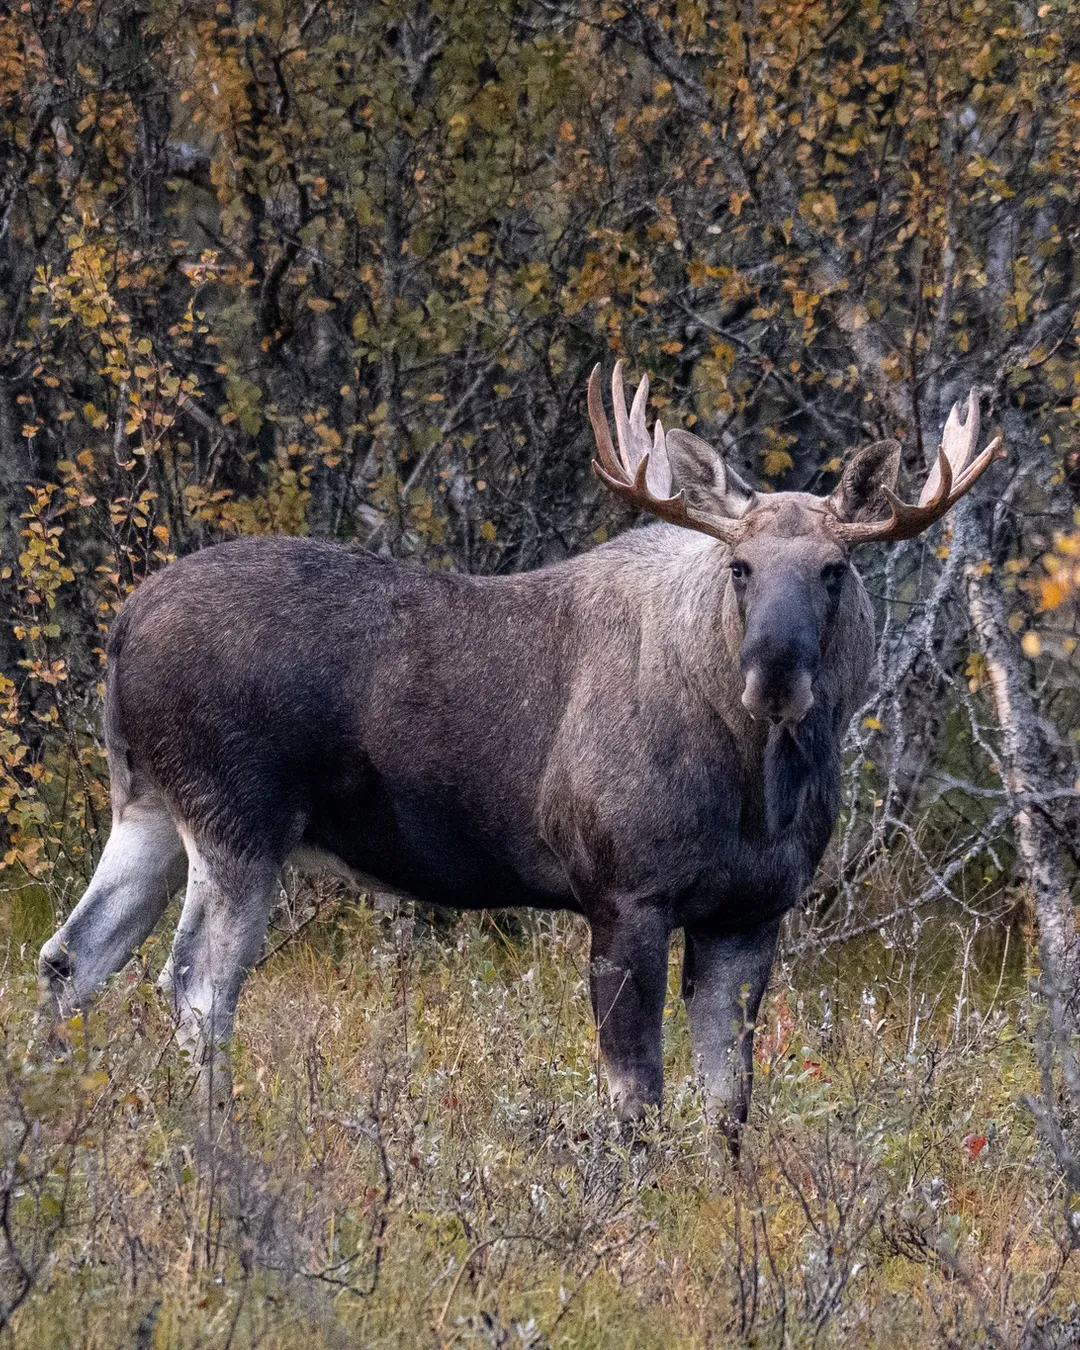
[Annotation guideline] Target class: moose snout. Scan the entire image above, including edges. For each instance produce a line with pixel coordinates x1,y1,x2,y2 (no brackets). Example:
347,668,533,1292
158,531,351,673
740,665,814,727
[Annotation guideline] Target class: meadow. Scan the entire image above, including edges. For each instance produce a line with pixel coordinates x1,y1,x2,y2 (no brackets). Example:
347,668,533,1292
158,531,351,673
0,872,1074,1349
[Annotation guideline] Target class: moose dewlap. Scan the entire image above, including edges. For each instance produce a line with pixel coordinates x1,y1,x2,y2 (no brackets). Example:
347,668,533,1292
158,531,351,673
40,367,999,1133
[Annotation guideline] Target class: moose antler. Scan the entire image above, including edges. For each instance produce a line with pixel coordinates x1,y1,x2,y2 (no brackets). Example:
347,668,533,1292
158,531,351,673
832,391,1001,545
587,362,741,545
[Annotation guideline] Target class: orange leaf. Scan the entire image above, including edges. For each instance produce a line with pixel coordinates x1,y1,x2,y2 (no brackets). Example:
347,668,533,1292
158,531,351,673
963,1133,988,1160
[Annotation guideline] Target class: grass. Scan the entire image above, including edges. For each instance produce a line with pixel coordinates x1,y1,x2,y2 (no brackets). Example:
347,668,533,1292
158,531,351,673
0,877,1076,1348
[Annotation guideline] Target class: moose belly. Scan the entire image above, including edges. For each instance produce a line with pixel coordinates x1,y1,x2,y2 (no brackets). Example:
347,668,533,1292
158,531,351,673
301,777,578,914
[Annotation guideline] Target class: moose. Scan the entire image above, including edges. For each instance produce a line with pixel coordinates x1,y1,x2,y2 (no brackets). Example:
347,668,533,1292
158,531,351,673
40,366,999,1132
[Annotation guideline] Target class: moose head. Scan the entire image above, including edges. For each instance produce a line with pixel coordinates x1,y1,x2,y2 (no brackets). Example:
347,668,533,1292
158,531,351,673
588,364,1000,729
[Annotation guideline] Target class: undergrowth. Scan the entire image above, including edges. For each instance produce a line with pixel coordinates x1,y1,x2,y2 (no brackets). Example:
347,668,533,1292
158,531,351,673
0,882,1075,1349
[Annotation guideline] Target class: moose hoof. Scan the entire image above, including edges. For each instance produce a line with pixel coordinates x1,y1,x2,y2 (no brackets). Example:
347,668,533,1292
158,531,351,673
609,1073,661,1127
702,1095,749,1157
716,1115,745,1159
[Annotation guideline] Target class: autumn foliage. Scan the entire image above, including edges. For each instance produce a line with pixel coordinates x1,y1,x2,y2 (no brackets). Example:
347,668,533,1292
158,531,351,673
3,1,1080,1343
0,0,1078,871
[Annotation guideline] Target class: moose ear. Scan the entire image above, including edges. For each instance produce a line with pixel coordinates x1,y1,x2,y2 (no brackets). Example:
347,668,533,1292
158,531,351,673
666,429,757,518
828,439,902,523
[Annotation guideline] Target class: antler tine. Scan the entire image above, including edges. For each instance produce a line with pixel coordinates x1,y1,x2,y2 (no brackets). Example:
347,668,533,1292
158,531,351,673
629,371,652,461
611,361,641,477
649,417,673,497
626,364,674,495
587,364,622,480
945,387,981,462
833,389,1001,546
586,364,740,545
920,388,980,508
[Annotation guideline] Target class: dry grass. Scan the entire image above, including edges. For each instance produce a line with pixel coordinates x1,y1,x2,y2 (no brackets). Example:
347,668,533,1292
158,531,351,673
0,881,1075,1349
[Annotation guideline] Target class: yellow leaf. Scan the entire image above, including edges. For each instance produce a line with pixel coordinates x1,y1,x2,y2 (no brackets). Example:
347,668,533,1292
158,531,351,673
762,449,793,477
1039,577,1071,610
1021,632,1041,657
307,297,334,312
965,652,987,691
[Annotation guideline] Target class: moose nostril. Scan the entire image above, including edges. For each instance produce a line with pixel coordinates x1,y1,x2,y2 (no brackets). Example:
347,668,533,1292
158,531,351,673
742,666,814,727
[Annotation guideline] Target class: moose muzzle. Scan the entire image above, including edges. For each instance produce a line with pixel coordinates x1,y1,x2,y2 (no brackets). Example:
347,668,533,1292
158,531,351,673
740,664,814,726
739,595,820,728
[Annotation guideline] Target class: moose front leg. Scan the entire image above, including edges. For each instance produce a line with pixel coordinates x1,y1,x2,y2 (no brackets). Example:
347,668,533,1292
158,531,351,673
682,917,781,1140
588,906,671,1123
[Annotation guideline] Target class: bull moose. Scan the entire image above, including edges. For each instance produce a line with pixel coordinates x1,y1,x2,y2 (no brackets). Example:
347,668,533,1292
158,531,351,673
40,366,998,1131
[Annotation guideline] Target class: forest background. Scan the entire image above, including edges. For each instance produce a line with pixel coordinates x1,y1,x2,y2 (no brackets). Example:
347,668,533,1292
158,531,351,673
3,0,1080,1346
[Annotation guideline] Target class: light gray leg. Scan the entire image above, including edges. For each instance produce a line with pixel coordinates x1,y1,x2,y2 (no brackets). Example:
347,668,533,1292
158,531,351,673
39,797,186,1017
681,918,781,1139
165,833,278,1112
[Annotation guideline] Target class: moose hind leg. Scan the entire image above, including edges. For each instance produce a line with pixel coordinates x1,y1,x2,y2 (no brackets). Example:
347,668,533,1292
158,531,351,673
589,907,671,1123
39,798,186,1017
166,835,278,1112
682,917,780,1140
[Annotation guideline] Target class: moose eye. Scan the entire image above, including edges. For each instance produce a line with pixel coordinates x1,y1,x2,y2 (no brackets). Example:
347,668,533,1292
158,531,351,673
821,561,848,585
729,560,751,581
